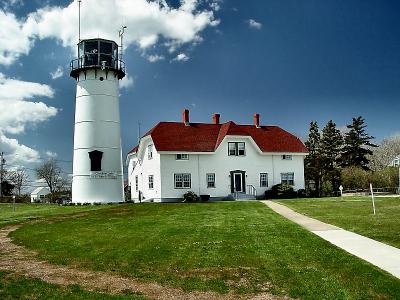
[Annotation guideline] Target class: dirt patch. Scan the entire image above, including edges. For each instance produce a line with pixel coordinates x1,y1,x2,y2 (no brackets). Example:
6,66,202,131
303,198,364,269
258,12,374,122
0,225,292,300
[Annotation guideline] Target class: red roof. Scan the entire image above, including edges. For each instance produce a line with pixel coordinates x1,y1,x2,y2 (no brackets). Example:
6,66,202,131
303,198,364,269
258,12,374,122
128,121,307,154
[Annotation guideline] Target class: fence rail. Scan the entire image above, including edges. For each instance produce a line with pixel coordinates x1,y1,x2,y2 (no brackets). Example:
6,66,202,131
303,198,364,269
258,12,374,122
342,187,399,196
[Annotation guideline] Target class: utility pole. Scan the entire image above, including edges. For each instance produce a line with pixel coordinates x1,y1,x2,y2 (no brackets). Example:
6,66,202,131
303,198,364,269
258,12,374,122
0,152,5,200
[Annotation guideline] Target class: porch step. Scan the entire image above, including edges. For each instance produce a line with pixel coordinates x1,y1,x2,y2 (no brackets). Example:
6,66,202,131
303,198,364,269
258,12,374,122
231,193,257,200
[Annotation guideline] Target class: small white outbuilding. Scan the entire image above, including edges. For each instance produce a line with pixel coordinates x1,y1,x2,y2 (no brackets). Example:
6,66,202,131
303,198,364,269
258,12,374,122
30,187,50,203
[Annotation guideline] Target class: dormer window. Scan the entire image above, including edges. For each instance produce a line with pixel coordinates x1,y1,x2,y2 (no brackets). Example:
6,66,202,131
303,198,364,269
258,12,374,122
148,144,153,160
282,155,292,160
88,150,103,171
228,142,245,156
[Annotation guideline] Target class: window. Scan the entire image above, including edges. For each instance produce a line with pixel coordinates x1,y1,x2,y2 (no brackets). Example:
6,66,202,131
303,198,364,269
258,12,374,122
148,175,154,189
281,172,294,185
228,143,236,156
228,142,246,156
260,173,268,187
176,154,189,160
148,144,153,160
174,173,191,189
135,175,138,192
282,155,292,160
88,150,103,171
207,173,216,188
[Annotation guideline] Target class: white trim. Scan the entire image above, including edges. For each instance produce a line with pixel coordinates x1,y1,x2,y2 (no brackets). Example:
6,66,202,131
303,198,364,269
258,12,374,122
158,151,214,155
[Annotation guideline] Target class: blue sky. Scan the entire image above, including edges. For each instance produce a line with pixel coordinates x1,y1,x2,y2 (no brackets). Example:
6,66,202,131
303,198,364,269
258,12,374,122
0,0,399,176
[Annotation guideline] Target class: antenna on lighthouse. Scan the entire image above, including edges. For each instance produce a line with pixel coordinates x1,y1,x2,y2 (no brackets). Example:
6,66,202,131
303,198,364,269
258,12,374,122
119,25,127,61
78,0,82,42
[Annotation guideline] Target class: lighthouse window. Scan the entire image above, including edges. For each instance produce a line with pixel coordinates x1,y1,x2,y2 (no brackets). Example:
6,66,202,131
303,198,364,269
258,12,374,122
100,42,112,54
100,42,113,67
88,150,103,171
84,41,99,67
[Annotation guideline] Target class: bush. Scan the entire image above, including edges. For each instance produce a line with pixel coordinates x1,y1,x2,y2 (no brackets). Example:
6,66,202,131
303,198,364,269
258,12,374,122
296,189,307,198
183,191,199,203
265,183,296,199
200,194,210,202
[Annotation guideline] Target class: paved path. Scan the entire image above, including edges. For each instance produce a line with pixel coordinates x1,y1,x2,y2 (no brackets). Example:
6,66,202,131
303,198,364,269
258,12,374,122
262,201,400,279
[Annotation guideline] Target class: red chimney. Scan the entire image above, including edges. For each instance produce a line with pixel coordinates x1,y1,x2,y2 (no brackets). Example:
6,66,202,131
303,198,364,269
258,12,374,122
254,113,260,128
212,113,220,124
182,109,190,126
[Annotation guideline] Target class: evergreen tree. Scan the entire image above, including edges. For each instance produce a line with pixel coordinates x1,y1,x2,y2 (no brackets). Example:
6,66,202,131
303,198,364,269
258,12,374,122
304,121,323,196
341,116,377,170
320,120,343,192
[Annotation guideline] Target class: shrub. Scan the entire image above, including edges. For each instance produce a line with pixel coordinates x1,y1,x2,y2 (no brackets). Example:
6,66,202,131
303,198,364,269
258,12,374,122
199,194,210,202
183,191,199,203
296,189,308,198
265,183,296,199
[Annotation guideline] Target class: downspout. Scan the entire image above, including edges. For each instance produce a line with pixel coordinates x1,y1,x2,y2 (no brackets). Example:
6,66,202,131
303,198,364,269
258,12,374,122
272,155,275,186
197,154,201,196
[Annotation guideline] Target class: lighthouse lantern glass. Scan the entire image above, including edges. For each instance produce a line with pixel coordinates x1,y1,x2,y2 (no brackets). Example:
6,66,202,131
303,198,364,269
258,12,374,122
77,39,118,69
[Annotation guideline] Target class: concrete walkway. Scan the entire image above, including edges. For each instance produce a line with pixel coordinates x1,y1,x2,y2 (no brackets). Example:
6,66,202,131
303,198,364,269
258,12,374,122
262,201,400,279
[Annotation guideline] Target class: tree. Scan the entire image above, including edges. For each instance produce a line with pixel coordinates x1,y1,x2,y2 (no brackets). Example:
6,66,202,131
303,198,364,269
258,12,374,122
9,168,29,196
304,121,323,196
36,159,62,197
341,166,369,189
341,116,377,170
369,134,400,171
1,180,14,197
320,120,343,192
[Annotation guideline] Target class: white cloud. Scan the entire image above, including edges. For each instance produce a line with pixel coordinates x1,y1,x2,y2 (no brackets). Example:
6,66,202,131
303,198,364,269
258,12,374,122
209,0,223,11
120,74,134,89
45,151,57,158
0,74,57,165
1,0,23,10
0,134,40,164
0,10,32,65
146,54,165,63
173,53,189,62
0,73,54,101
248,19,262,30
50,66,63,79
0,100,57,134
0,0,220,66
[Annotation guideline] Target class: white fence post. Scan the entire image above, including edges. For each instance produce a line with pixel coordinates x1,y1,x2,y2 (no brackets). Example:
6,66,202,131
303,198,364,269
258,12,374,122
369,183,376,215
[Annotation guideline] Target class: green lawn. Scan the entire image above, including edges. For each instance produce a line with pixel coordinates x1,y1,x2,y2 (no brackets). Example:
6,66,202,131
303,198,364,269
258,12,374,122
0,271,145,300
11,202,400,299
277,197,400,248
0,203,113,228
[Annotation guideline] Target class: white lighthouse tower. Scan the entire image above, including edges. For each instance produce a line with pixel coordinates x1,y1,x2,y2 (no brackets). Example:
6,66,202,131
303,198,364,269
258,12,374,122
70,39,125,203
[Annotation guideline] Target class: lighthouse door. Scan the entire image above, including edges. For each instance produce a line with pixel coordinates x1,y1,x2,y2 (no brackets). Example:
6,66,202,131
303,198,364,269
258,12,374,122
88,150,103,171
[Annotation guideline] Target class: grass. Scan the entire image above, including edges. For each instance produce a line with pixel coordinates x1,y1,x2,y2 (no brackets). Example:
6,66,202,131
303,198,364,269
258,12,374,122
11,201,400,299
0,203,114,228
277,196,400,248
0,271,145,299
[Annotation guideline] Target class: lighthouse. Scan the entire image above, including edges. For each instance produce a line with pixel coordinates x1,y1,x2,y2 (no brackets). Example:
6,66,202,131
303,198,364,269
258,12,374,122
70,38,125,203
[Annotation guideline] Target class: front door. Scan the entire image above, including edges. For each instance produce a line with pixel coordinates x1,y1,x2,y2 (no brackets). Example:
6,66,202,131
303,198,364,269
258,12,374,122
234,173,243,192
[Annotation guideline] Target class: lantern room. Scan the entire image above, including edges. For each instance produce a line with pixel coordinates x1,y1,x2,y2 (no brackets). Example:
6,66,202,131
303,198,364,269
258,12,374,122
70,38,125,79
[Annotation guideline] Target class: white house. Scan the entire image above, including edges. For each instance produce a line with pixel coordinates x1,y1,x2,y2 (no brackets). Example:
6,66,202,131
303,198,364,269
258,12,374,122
389,156,400,167
30,187,51,203
126,110,308,202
